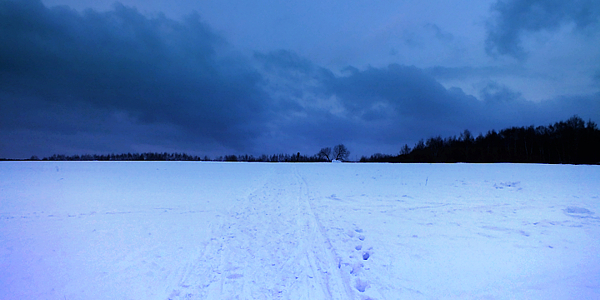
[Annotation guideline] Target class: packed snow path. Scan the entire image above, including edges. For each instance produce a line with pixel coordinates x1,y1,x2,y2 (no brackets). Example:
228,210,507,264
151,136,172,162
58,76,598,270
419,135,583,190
1,162,599,299
170,166,352,299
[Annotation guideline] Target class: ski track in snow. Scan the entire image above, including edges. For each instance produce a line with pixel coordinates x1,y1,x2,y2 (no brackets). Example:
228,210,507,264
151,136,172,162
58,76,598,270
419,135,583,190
167,166,353,299
1,162,599,299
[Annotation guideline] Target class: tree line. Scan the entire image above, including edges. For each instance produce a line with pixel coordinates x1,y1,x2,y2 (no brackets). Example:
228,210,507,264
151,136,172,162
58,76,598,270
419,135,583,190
28,144,350,162
35,152,324,162
361,116,600,164
11,116,599,164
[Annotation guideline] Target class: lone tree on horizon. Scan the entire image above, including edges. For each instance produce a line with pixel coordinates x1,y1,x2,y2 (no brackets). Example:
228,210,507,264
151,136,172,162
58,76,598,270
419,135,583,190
318,147,332,161
333,144,350,161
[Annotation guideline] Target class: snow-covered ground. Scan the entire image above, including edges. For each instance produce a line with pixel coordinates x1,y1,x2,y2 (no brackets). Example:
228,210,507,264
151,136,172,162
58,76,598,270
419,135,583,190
1,162,599,300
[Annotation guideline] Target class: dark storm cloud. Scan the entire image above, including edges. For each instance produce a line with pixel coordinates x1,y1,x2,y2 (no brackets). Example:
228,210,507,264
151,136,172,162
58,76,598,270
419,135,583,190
256,57,484,152
485,0,600,58
325,65,479,123
0,0,267,154
258,54,599,155
1,1,598,159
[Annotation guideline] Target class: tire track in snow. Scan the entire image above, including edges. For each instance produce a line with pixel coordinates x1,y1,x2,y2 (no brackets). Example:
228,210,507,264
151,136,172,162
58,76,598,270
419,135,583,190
167,165,353,300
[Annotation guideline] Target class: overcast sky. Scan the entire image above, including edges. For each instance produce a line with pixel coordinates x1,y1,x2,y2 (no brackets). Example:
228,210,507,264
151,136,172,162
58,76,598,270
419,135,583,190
1,0,599,159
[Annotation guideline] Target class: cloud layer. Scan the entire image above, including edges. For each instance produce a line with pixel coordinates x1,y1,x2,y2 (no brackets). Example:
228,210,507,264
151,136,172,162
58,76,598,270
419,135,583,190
485,0,600,58
1,0,599,158
1,1,268,154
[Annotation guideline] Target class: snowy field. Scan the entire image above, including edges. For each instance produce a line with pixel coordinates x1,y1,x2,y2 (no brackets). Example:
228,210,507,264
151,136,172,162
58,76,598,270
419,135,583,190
1,162,599,300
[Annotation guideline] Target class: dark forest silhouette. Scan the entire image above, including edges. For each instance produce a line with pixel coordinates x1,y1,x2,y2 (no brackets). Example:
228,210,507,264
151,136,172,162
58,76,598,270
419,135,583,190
34,152,328,163
6,116,599,164
361,116,600,164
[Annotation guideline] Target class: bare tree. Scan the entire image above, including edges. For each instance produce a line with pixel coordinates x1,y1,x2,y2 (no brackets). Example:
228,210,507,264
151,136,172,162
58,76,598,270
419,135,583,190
333,144,350,161
317,147,332,161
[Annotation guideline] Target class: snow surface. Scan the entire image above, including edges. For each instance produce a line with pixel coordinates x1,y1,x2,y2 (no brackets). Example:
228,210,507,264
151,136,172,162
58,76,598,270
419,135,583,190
1,162,599,300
